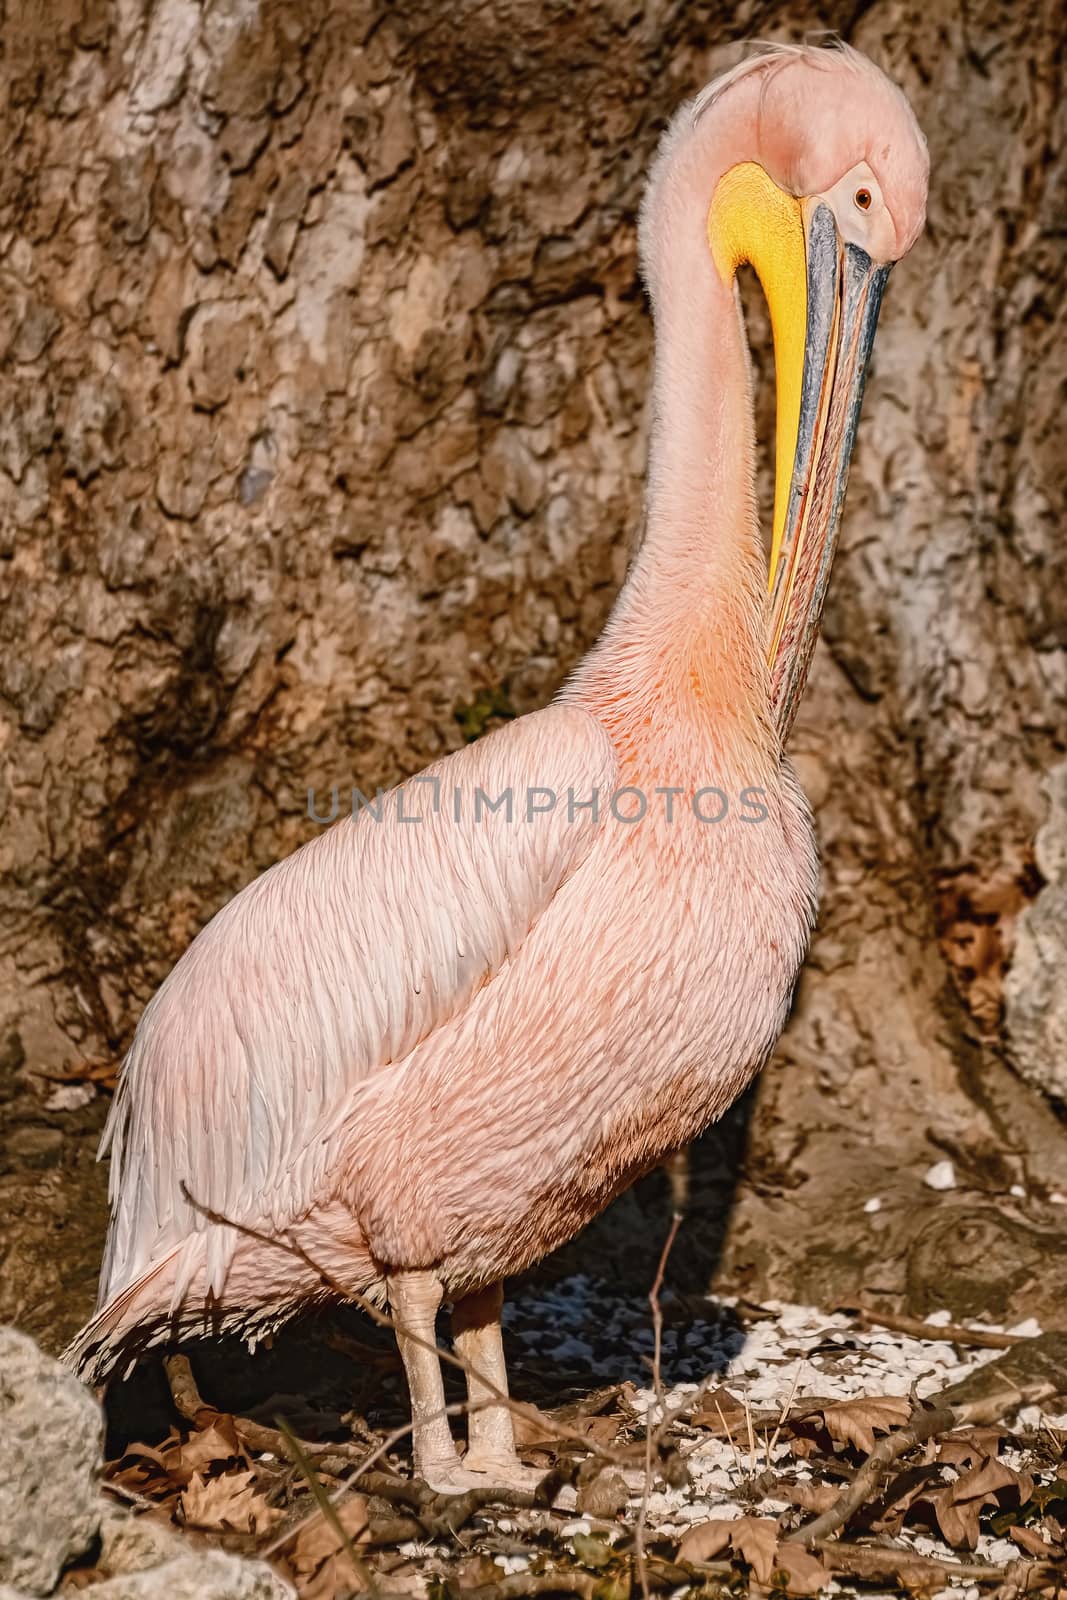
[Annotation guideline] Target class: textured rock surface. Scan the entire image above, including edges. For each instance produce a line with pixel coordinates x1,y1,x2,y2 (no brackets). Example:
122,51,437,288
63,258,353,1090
88,1551,294,1600
1,0,1065,1340
0,1329,294,1600
1005,762,1067,1104
0,1329,102,1595
0,1547,293,1600
95,1506,189,1580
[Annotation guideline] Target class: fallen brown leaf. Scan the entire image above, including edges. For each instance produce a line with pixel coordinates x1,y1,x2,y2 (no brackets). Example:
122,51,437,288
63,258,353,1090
287,1495,371,1600
511,1405,562,1448
676,1519,733,1564
452,1554,503,1588
1008,1524,1059,1558
178,1467,280,1534
868,1463,943,1535
913,1455,1033,1550
678,1517,783,1587
177,1416,248,1479
782,1481,842,1515
689,1386,748,1435
731,1517,781,1586
820,1395,913,1455
937,1428,1008,1465
772,1543,832,1596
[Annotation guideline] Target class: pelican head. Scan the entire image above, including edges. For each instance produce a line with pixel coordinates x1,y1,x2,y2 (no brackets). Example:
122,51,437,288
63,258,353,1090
641,43,929,736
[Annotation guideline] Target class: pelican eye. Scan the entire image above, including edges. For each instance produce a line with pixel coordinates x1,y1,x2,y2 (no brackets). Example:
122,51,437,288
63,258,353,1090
854,187,872,211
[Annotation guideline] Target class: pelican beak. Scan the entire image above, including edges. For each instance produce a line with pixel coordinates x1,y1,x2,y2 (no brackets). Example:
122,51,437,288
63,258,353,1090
765,204,890,738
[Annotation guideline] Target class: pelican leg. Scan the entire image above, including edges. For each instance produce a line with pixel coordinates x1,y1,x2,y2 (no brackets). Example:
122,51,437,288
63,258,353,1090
388,1268,471,1492
664,1149,690,1214
452,1282,544,1489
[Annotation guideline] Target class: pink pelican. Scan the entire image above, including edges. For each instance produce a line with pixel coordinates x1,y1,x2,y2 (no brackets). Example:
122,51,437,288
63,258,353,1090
68,43,927,1492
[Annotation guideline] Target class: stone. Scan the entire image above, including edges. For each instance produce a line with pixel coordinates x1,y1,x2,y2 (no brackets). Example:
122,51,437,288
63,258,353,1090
0,1328,102,1595
1005,761,1067,1103
95,1506,188,1578
88,1550,294,1600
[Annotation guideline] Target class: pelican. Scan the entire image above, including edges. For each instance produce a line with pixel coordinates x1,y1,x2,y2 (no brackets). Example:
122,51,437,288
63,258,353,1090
67,43,927,1492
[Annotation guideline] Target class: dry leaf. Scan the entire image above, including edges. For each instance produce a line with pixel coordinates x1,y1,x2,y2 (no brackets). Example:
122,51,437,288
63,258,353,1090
574,1413,623,1446
820,1395,912,1455
514,1402,621,1452
288,1495,371,1600
869,1464,943,1535
677,1517,781,1585
789,1434,820,1460
1008,1524,1058,1558
453,1555,503,1587
955,1455,1033,1506
937,1428,1006,1465
576,1469,629,1518
730,1517,780,1585
178,1467,279,1533
676,1519,734,1564
690,1386,748,1435
914,1455,1033,1550
773,1544,832,1596
117,1441,173,1476
512,1403,570,1447
920,1484,983,1550
177,1416,247,1479
784,1481,841,1514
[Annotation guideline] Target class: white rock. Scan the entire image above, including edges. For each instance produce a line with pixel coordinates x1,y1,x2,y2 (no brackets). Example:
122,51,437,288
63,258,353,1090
0,1330,296,1600
864,1196,883,1213
87,1550,294,1599
95,1507,187,1577
0,1327,103,1596
923,1160,957,1191
43,1082,95,1112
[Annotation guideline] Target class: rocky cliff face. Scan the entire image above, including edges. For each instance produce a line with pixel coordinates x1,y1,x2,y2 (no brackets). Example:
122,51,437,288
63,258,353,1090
1,0,1065,1343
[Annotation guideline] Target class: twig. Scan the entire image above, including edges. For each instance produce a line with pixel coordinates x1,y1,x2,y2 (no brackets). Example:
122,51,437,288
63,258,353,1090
765,1361,804,1464
100,1478,161,1513
633,1210,683,1600
853,1306,1026,1351
814,1539,1059,1590
742,1387,758,1478
711,1396,744,1478
649,1373,717,1454
163,1352,366,1468
262,1419,587,1560
172,1185,634,1564
454,1574,598,1600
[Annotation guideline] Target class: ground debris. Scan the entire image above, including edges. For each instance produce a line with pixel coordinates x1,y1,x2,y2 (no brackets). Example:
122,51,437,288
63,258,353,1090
85,1286,1067,1600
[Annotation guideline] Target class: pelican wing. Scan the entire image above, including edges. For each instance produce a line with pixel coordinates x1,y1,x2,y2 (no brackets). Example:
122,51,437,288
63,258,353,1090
97,704,616,1305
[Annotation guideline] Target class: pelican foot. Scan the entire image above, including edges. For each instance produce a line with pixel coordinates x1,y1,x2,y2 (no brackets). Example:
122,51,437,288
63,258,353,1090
461,1452,551,1492
418,1459,512,1495
419,1455,559,1497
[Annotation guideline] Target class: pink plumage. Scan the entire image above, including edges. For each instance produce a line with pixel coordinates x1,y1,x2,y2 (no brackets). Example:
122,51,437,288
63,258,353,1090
67,42,927,1493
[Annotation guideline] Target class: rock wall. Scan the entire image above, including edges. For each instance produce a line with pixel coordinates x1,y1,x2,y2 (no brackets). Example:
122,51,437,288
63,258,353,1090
1,0,1065,1344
